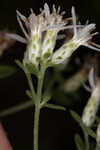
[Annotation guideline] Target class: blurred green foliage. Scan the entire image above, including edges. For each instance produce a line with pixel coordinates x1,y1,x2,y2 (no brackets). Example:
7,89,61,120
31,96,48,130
0,65,16,78
0,0,100,150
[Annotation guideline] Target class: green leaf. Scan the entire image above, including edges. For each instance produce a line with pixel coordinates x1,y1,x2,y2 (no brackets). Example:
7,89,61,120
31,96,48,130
26,90,32,99
71,111,96,139
74,134,84,150
15,60,23,70
16,60,38,76
70,110,83,126
0,100,34,117
40,94,52,108
0,65,16,78
25,63,38,76
44,104,66,111
85,127,96,139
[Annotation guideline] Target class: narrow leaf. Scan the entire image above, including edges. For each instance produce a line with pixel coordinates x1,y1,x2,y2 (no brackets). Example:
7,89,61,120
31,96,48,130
85,127,96,139
44,104,66,111
40,94,52,108
71,111,96,139
25,63,38,76
26,90,32,99
0,65,16,78
70,110,83,126
15,60,23,70
74,134,84,150
0,100,34,117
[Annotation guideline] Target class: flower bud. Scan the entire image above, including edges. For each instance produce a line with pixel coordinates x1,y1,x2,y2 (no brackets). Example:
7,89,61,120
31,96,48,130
82,83,100,127
51,39,78,64
23,32,41,67
41,30,57,62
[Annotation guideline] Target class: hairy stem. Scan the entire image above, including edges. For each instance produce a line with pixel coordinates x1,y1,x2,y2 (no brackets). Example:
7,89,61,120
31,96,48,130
16,60,36,101
83,128,89,150
34,66,46,150
34,105,40,150
25,69,36,102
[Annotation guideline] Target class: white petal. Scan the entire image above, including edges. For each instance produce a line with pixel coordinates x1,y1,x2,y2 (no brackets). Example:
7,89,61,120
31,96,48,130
16,10,26,22
80,24,96,38
57,6,61,14
72,6,77,37
83,83,92,92
84,43,100,52
17,14,29,39
44,3,50,17
88,68,95,89
29,13,37,30
6,33,27,44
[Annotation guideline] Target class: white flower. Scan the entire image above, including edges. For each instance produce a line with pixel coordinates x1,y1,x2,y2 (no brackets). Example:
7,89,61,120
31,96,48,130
51,7,100,65
7,3,74,67
6,4,100,67
70,7,100,51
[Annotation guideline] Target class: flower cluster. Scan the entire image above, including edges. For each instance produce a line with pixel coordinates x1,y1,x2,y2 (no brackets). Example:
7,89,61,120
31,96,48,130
7,3,100,68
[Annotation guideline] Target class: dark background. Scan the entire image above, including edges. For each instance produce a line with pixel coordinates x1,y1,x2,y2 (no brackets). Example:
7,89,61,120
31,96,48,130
0,0,100,150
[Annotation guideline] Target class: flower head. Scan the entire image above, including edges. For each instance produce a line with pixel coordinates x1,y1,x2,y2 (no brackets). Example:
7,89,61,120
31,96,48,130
15,3,69,40
51,7,100,65
71,7,100,51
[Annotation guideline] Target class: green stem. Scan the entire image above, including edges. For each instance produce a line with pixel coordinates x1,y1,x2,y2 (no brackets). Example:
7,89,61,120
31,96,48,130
24,68,36,102
34,66,46,150
83,128,89,150
16,60,36,102
85,134,89,150
34,106,40,150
